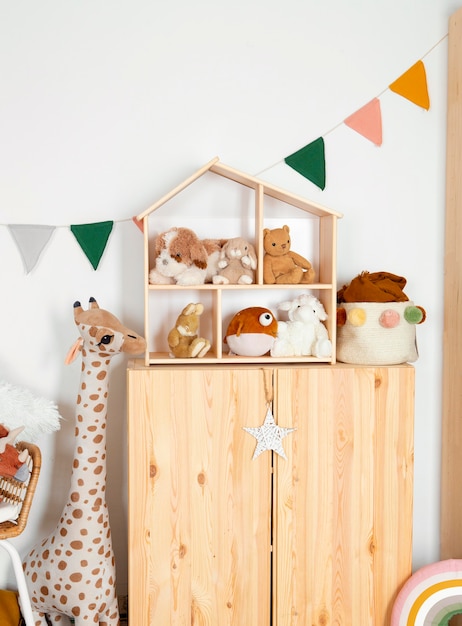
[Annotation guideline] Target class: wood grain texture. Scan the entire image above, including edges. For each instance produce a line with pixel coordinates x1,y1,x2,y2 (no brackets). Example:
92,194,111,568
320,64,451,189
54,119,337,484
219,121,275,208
273,366,414,626
441,6,462,559
128,367,272,626
128,363,414,625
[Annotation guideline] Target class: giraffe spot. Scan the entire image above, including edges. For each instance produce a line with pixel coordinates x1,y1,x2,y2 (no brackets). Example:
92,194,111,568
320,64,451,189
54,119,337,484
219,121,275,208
89,489,97,495
95,578,103,588
91,361,102,368
81,560,88,566
82,382,86,390
31,573,37,582
66,550,72,556
94,403,104,413
77,446,83,454
80,529,88,536
70,572,82,582
72,509,83,519
97,371,107,381
46,571,51,580
93,537,102,544
76,394,82,404
79,592,85,600
78,478,84,486
54,583,61,590
90,393,100,401
73,459,80,469
89,327,97,337
94,465,103,475
88,425,97,432
98,546,105,554
92,568,100,575
88,456,97,463
97,514,103,523
65,584,71,590
40,586,49,596
58,561,67,570
60,528,67,537
70,541,83,550
88,602,97,610
70,492,79,502
93,434,103,444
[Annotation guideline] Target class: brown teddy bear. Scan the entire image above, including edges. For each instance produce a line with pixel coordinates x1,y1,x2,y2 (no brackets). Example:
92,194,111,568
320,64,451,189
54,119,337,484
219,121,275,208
168,303,211,358
263,225,315,284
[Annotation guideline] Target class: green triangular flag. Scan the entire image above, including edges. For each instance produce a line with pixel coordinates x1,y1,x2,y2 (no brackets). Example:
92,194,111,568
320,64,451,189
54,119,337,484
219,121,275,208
70,221,114,270
284,137,326,190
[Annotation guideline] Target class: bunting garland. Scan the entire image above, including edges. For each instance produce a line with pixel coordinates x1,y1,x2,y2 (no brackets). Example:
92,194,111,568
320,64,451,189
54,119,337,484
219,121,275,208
0,33,447,272
70,221,114,270
344,98,383,146
7,224,56,274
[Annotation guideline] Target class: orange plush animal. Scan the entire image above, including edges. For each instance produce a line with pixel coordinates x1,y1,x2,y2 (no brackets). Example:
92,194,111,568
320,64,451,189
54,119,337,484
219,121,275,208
224,307,278,356
263,225,315,284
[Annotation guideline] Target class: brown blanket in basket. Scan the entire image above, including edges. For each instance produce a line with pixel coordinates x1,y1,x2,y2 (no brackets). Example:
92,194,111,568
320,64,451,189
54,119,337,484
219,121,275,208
337,271,409,303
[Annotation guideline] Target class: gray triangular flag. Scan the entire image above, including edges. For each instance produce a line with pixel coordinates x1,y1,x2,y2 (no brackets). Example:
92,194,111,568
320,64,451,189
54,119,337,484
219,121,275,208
8,224,56,273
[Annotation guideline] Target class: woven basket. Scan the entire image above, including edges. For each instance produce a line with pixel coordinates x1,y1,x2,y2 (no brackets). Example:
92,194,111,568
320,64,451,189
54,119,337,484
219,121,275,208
336,301,419,365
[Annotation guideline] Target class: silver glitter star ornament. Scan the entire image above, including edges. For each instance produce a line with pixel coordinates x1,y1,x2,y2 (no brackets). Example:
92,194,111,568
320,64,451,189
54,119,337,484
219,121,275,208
243,406,296,460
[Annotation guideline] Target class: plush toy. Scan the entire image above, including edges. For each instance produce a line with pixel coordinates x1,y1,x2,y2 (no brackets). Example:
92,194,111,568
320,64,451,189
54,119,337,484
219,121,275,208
168,303,211,358
212,237,257,285
271,294,332,358
224,307,278,356
263,225,315,284
0,424,28,481
149,227,226,285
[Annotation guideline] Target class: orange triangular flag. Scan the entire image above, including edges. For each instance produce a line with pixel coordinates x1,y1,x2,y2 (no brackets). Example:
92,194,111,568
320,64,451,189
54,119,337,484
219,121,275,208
389,60,430,110
132,216,144,233
344,98,383,146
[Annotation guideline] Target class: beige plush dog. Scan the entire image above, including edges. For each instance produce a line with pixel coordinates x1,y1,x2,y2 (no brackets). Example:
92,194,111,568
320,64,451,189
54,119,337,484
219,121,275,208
212,237,257,285
149,227,225,285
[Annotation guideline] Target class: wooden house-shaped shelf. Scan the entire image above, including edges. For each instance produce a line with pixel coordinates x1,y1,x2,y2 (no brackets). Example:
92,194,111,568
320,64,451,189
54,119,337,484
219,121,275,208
137,157,342,365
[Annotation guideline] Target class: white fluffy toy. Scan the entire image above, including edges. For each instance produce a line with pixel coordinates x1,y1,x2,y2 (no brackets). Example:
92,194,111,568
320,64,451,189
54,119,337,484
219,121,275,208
271,294,332,358
0,380,62,442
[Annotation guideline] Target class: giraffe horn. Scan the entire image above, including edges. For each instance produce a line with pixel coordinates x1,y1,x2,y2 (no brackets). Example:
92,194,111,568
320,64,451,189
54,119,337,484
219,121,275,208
89,297,99,309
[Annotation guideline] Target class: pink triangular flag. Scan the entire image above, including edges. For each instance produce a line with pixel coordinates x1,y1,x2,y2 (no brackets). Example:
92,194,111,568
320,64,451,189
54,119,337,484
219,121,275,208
132,216,144,233
344,98,382,146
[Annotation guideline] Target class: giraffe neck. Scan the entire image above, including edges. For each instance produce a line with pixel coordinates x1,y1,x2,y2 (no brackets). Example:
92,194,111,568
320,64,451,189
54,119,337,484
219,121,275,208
67,347,111,507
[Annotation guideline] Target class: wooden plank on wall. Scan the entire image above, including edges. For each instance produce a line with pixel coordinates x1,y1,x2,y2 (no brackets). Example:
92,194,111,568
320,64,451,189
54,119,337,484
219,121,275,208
441,5,462,559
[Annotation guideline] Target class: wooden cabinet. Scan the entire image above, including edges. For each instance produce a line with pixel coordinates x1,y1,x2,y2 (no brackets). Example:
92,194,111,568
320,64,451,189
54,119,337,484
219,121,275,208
127,362,414,626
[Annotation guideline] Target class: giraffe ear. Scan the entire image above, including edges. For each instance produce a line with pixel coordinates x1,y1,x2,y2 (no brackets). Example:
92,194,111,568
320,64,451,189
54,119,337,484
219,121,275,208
65,337,83,365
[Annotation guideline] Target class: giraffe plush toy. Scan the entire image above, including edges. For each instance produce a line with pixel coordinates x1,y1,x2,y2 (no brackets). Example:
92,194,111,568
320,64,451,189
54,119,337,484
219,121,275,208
23,298,146,626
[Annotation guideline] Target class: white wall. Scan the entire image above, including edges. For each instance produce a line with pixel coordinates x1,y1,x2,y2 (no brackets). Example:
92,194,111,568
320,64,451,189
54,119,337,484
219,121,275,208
0,0,458,595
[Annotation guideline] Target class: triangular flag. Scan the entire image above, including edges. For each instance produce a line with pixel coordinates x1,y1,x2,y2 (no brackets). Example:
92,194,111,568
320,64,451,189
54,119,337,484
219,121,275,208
70,221,114,270
389,60,430,110
284,137,326,190
132,216,144,233
7,224,55,274
344,98,383,146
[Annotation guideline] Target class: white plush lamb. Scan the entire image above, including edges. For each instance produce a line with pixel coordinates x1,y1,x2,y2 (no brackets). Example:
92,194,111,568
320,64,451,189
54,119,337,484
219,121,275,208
271,294,332,358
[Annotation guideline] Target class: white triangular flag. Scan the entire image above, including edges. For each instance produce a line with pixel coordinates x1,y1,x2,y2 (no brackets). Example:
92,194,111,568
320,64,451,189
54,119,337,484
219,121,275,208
8,224,56,273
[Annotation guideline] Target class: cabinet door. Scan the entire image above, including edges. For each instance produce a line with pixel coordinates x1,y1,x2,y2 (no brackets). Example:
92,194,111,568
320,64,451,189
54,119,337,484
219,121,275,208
128,367,272,626
273,366,414,626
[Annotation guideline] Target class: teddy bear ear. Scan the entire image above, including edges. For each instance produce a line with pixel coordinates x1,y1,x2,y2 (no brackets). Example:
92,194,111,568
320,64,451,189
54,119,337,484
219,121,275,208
283,225,290,233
